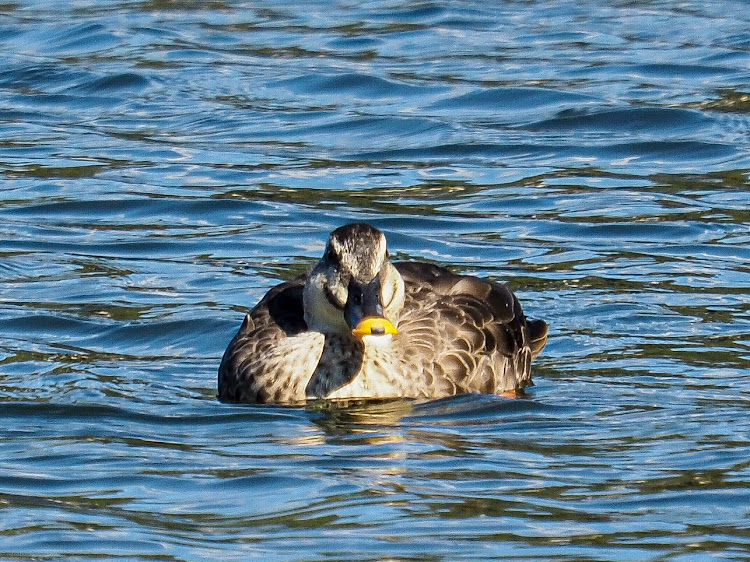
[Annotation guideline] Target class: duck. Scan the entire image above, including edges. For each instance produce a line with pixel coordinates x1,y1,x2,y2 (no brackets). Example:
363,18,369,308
218,223,548,404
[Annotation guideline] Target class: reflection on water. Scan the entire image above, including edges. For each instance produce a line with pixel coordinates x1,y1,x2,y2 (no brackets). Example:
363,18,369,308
1,0,750,559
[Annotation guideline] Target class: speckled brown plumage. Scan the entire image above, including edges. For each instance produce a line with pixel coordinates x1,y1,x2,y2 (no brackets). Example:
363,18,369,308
218,224,548,404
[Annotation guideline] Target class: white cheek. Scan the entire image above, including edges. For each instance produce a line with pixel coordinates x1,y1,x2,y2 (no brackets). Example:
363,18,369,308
381,266,405,318
304,276,349,333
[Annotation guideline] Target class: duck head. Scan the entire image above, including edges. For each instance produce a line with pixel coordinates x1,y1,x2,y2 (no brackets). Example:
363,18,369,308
303,223,404,339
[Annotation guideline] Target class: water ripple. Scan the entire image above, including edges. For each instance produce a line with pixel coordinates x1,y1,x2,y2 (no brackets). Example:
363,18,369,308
1,0,749,560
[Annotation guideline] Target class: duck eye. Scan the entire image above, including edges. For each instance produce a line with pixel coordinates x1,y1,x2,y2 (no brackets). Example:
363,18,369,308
351,288,363,305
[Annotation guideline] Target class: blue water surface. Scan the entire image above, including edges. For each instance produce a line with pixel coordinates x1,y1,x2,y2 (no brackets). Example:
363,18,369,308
1,0,749,560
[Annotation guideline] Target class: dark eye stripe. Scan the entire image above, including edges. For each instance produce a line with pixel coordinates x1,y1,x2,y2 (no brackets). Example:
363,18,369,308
324,286,345,310
324,246,340,265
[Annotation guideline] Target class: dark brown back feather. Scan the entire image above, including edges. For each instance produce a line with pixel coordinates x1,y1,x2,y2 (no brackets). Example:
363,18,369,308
393,261,547,395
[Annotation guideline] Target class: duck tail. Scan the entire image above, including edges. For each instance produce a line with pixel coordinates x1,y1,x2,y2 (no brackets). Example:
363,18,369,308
527,319,548,359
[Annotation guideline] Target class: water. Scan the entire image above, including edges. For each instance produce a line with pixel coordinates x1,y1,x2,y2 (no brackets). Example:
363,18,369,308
1,0,749,559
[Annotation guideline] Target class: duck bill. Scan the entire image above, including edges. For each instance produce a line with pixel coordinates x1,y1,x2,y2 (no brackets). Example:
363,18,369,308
352,316,398,338
345,277,398,338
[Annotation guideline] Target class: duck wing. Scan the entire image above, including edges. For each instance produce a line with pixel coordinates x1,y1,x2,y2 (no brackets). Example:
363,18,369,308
393,261,547,396
218,276,312,403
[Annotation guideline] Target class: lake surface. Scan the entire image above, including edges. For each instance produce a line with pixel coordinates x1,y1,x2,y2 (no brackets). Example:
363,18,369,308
1,0,749,559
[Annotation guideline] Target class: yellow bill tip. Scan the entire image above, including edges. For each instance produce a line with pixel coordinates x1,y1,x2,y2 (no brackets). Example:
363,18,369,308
352,316,398,338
